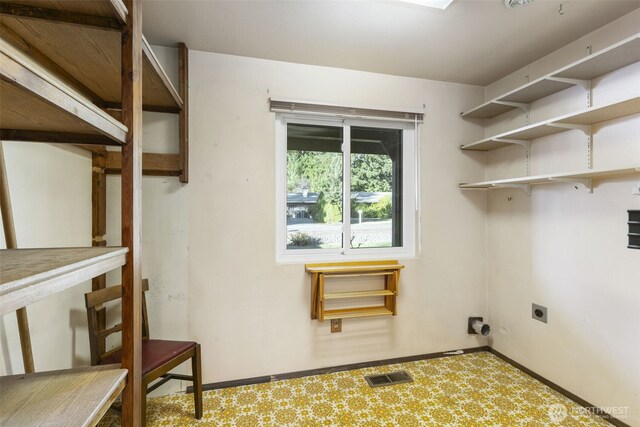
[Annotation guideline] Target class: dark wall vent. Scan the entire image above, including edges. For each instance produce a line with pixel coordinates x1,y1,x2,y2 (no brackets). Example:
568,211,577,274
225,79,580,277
364,371,413,388
629,210,640,250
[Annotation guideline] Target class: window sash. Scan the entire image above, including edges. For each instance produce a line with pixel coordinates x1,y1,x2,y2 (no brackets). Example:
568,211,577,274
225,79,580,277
276,115,417,263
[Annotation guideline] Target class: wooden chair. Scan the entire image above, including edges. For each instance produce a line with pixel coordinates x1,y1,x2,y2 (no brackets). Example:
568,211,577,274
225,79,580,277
85,279,202,425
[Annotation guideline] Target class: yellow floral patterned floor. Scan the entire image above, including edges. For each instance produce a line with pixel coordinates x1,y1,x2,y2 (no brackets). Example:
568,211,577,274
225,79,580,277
99,352,611,426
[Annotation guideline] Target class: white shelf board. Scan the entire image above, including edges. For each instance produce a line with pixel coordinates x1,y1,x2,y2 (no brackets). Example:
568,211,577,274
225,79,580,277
460,34,640,119
0,247,128,316
459,166,640,189
461,97,640,151
0,364,127,427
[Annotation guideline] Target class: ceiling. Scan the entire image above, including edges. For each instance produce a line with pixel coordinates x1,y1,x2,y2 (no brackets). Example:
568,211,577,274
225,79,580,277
143,0,640,86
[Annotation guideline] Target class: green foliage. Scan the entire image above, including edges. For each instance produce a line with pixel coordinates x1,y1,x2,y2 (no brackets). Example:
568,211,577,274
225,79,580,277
352,195,392,219
350,154,392,192
309,193,342,224
287,232,322,248
287,150,392,224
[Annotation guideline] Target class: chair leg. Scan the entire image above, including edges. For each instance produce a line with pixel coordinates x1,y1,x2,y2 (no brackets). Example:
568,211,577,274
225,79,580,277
192,344,203,419
141,382,147,426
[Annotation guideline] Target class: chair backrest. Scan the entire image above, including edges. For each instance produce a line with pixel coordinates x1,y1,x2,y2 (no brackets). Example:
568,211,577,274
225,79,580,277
85,279,151,365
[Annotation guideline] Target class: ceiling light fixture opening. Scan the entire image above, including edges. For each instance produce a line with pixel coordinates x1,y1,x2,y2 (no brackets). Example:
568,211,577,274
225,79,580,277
504,0,534,8
398,0,455,10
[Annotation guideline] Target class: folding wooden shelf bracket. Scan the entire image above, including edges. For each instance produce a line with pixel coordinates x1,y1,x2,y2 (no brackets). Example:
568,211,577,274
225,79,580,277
305,260,404,324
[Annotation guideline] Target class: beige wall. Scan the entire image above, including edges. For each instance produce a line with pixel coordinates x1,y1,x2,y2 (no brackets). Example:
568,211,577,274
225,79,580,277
0,143,93,374
481,10,640,426
187,52,487,382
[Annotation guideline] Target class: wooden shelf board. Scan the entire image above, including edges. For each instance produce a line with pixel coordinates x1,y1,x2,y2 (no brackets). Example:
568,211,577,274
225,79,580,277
3,0,128,20
324,289,395,300
459,166,640,189
1,13,182,112
461,34,640,119
305,260,404,275
1,38,128,144
0,247,128,316
461,97,640,151
323,306,393,320
0,364,127,427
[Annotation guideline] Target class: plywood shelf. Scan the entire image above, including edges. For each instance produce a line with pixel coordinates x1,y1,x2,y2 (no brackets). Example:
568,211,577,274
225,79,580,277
461,97,640,151
461,34,640,119
1,0,183,113
323,306,393,320
0,37,128,144
459,166,640,191
0,364,127,427
0,247,128,316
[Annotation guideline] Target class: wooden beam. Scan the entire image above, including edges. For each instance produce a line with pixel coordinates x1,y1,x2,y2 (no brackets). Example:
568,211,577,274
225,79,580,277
101,101,180,114
0,3,121,30
0,130,119,146
106,0,128,25
120,0,143,425
105,152,181,177
178,43,189,183
91,150,108,355
0,142,34,374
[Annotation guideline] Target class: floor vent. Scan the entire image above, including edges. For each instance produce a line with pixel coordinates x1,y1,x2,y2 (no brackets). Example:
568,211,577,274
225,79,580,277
364,371,413,388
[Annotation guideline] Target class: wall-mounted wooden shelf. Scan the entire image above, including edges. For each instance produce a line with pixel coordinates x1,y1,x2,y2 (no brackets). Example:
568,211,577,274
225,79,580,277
0,247,128,316
0,364,127,427
459,166,640,194
460,96,640,151
305,260,404,323
461,34,640,119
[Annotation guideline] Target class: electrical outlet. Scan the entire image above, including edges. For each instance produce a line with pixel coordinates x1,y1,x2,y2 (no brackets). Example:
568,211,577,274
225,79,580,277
532,303,548,323
331,319,342,333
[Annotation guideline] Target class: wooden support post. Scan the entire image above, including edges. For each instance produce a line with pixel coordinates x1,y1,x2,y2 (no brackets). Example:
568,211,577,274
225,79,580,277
0,143,35,374
120,0,143,425
92,149,108,355
178,43,189,183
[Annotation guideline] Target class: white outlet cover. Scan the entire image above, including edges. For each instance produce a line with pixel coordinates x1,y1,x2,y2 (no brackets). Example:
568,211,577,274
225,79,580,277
632,183,640,195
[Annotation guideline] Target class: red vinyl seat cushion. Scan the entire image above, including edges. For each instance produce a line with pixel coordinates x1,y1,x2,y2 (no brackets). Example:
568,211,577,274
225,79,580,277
100,339,197,375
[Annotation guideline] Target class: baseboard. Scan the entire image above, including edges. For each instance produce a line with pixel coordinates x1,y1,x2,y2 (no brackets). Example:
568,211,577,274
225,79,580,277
187,345,631,427
488,348,631,427
187,345,489,392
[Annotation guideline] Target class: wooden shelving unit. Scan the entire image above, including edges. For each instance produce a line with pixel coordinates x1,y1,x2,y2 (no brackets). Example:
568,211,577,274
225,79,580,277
306,261,404,323
461,97,640,151
0,364,127,427
0,0,179,424
461,34,640,119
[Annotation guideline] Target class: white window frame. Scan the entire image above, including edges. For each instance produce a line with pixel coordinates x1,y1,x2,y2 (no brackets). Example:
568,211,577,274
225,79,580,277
276,113,419,263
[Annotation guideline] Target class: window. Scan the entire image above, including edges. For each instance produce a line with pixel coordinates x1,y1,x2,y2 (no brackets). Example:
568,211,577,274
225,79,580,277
276,115,418,262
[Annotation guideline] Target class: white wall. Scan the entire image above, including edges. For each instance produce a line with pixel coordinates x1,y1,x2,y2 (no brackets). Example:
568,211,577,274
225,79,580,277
480,10,640,426
187,51,487,383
